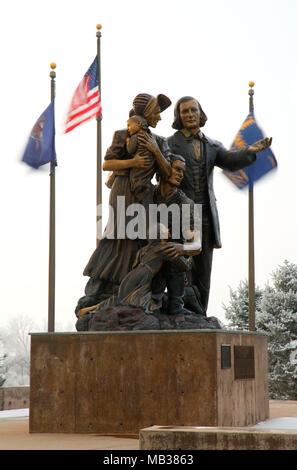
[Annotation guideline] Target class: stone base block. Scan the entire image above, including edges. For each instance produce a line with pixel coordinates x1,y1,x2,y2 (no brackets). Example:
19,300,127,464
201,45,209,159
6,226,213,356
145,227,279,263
29,330,269,434
139,425,297,450
0,387,30,411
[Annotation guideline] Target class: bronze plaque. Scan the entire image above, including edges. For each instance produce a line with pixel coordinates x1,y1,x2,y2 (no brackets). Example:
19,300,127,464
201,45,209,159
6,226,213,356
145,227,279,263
221,344,231,369
234,345,255,379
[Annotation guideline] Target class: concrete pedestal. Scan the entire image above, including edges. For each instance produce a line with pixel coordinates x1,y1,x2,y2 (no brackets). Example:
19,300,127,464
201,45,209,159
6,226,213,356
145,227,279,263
29,330,269,434
139,425,297,450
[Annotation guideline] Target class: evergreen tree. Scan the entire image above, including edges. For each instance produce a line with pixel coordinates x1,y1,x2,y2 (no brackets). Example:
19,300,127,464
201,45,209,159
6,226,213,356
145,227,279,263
223,260,297,400
256,261,297,399
223,279,263,330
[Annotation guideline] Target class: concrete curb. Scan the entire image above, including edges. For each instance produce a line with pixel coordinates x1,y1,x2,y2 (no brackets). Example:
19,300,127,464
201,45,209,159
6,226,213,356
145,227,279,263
139,424,297,450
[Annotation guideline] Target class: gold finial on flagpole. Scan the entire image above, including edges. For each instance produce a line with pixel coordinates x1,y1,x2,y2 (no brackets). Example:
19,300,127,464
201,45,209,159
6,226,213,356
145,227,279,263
96,24,102,38
50,62,56,80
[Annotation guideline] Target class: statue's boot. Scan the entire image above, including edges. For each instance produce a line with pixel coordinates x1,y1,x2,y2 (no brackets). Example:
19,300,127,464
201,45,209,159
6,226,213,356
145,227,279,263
166,272,193,316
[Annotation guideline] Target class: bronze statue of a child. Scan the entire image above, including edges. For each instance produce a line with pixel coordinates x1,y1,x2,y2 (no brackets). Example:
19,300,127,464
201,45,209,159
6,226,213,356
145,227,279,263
127,114,161,205
106,114,160,204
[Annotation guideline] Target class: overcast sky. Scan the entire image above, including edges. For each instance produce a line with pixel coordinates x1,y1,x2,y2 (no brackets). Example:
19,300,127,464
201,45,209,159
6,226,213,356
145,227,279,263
0,0,296,330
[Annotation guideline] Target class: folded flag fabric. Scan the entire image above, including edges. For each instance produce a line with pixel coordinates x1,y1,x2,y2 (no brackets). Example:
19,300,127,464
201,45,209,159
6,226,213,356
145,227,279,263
22,100,56,169
223,111,277,189
64,56,102,133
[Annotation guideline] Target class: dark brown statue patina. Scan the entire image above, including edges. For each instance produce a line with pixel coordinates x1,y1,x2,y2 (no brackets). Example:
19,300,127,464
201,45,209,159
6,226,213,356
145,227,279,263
75,93,177,326
75,92,272,332
167,96,272,315
79,156,221,331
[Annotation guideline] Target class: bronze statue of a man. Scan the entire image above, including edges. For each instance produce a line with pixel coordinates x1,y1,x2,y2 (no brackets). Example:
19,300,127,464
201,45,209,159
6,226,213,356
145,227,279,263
167,96,272,314
152,155,202,316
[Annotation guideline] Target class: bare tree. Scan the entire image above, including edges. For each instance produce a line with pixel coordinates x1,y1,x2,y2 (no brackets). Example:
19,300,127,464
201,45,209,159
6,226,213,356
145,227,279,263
1,315,41,386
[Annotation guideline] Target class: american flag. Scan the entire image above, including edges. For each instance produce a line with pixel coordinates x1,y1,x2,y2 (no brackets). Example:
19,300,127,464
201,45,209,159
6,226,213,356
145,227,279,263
65,56,102,133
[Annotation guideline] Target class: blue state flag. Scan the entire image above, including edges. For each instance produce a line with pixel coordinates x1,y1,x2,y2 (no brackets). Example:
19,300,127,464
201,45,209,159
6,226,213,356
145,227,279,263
223,111,277,189
22,99,56,169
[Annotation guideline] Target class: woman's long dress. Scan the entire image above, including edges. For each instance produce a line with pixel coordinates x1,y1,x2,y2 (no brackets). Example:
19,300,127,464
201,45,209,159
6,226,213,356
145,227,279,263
75,129,178,315
75,129,146,314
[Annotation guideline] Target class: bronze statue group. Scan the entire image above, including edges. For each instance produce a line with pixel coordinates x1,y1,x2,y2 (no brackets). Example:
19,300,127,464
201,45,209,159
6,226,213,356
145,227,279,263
75,94,272,331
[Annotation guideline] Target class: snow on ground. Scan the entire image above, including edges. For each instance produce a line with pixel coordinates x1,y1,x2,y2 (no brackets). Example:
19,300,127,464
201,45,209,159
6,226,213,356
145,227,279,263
0,409,296,430
0,408,29,419
194,418,297,431
251,417,297,430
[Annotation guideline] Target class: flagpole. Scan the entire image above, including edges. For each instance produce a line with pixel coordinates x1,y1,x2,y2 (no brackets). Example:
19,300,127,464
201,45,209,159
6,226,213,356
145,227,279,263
248,81,256,331
96,24,102,245
48,62,56,332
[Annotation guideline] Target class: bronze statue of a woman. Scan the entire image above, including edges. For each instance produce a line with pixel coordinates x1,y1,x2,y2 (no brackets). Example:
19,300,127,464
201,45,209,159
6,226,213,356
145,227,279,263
75,93,177,319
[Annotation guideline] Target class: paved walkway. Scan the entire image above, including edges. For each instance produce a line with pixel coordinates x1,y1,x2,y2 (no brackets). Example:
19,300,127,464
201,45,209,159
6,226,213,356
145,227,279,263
0,400,296,450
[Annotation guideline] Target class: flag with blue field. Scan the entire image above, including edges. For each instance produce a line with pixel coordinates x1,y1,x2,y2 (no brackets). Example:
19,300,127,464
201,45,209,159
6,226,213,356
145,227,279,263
223,111,277,189
22,99,56,169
